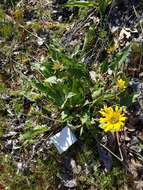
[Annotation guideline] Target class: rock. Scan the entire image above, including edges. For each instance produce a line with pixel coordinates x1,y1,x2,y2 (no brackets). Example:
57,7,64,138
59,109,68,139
70,159,81,174
58,173,77,188
58,157,79,188
129,78,143,92
16,162,23,173
88,186,96,190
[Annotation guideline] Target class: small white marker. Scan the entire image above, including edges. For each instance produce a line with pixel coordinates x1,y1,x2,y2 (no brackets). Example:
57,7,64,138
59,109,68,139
50,127,77,154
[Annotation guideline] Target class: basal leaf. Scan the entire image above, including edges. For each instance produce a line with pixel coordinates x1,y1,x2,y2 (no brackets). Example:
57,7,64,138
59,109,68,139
20,125,49,141
44,76,58,84
65,1,97,7
110,46,130,70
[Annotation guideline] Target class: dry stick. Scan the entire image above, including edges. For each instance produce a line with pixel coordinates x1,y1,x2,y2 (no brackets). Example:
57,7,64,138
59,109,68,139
18,23,49,49
116,130,143,161
99,131,124,162
63,8,97,46
99,143,123,162
18,24,49,49
87,127,124,162
130,150,143,161
94,36,109,63
41,115,62,123
84,37,100,58
26,178,31,187
18,24,42,40
65,0,115,44
12,58,46,80
131,3,143,162
116,132,124,161
107,0,116,18
85,0,116,64
20,52,40,63
132,4,143,33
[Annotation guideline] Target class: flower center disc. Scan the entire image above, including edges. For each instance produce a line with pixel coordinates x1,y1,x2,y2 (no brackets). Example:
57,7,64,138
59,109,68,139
110,115,119,124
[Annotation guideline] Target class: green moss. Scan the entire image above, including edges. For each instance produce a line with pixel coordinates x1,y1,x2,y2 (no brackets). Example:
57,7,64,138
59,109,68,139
0,153,59,190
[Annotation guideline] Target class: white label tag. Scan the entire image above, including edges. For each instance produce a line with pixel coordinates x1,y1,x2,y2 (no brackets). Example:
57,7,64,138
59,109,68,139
50,127,77,154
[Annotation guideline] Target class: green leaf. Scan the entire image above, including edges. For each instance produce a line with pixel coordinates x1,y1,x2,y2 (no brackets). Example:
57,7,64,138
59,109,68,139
100,62,109,73
60,111,74,122
0,22,13,38
66,92,76,99
110,46,130,70
80,126,83,136
61,92,76,109
61,111,68,120
44,76,58,84
132,92,141,103
65,1,97,7
33,81,49,93
22,91,41,101
92,87,103,99
98,0,112,16
82,24,96,53
20,125,49,141
0,83,7,93
0,8,5,19
120,94,134,106
81,113,89,125
119,91,140,106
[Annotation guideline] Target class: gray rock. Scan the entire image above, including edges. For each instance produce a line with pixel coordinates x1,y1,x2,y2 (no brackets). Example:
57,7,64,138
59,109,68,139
58,173,77,188
70,158,81,174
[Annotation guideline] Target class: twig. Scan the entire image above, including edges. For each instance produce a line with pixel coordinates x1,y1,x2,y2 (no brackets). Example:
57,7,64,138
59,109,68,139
116,132,124,162
99,142,123,162
62,8,97,46
18,24,42,40
131,3,143,33
87,127,124,162
130,150,143,162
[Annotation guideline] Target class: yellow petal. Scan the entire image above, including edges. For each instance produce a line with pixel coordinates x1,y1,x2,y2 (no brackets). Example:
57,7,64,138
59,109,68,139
115,105,120,112
99,111,106,116
99,118,107,123
120,116,127,121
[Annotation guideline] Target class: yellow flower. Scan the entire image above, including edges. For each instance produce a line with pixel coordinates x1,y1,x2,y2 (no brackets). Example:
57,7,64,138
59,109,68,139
99,105,127,132
52,63,64,71
116,79,126,89
106,41,119,54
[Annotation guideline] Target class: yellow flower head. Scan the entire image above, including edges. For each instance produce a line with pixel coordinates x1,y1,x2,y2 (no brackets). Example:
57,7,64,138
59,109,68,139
99,105,127,132
116,79,126,89
52,63,64,71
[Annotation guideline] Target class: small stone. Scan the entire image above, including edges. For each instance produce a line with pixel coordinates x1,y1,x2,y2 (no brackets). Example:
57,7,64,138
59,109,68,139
88,186,96,190
138,132,143,141
89,71,96,82
74,165,82,174
17,162,23,173
64,178,77,188
37,37,45,46
58,173,77,188
107,68,113,75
